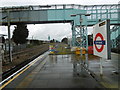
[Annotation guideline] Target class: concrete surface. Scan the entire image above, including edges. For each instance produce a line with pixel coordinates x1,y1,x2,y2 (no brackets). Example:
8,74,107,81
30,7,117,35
4,54,104,88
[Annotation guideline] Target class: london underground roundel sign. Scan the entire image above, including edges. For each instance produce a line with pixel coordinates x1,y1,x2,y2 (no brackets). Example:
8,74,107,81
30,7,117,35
93,20,111,59
94,33,105,52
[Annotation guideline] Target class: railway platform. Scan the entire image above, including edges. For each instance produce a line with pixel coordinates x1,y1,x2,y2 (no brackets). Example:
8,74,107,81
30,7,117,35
0,51,119,89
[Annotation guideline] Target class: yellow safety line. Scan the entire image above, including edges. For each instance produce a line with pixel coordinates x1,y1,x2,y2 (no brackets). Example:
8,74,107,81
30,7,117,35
16,58,47,88
0,57,41,89
100,82,118,88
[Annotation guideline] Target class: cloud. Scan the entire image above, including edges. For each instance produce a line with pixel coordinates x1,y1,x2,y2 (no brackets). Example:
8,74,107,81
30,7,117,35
27,23,72,41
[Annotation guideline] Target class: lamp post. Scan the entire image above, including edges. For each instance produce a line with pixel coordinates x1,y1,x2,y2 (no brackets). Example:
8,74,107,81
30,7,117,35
7,10,12,62
71,13,90,68
2,10,12,62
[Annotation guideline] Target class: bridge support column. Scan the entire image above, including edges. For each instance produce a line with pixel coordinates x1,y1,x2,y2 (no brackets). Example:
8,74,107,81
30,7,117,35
73,25,89,67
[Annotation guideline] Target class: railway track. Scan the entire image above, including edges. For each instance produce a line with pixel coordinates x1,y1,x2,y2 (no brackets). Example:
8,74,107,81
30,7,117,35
2,44,49,80
4,44,48,60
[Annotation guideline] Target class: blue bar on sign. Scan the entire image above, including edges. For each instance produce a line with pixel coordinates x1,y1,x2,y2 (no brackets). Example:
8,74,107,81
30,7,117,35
94,40,105,45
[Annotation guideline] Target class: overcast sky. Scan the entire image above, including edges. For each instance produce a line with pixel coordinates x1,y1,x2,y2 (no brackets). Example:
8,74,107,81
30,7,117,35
0,0,119,41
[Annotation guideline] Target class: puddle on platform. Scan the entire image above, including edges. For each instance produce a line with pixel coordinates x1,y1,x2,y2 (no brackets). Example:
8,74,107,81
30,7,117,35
47,54,99,77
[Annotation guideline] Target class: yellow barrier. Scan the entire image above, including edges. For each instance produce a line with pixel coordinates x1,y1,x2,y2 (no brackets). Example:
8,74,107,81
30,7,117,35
50,51,54,54
49,45,55,54
75,47,86,55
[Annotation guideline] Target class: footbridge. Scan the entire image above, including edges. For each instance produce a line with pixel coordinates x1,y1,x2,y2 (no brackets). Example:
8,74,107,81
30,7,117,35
0,4,120,47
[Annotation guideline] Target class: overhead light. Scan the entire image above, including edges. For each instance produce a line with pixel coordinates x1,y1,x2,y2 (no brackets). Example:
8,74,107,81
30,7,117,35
71,14,77,17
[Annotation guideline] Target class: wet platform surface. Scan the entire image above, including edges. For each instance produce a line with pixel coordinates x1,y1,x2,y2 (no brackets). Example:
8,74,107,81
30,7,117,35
4,54,103,88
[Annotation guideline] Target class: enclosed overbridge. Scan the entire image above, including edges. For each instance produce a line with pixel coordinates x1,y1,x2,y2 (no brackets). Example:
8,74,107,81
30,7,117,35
0,4,119,26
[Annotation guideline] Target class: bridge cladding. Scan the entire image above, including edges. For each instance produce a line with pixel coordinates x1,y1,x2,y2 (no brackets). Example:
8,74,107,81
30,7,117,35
0,4,120,49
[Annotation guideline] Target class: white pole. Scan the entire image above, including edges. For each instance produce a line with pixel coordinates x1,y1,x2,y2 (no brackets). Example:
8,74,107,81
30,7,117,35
100,57,103,76
85,54,89,68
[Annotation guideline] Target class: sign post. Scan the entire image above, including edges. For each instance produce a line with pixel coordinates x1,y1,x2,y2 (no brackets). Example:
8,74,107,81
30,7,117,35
93,20,111,76
100,58,103,75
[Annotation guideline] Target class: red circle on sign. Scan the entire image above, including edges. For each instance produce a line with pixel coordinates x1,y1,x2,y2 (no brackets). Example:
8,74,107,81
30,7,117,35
94,33,104,52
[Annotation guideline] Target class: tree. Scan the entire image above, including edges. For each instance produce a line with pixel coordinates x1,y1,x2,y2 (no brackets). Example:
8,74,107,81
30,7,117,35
61,37,68,44
12,24,29,45
30,39,40,45
50,39,55,43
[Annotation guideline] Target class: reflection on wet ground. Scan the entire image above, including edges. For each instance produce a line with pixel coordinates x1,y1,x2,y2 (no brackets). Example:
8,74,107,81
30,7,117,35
4,53,119,88
26,54,103,88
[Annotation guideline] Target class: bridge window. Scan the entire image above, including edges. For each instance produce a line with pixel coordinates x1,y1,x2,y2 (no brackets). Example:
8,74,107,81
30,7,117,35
102,14,107,19
110,9,117,13
87,11,92,14
87,16,91,20
92,10,96,13
111,13,118,18
108,14,111,18
100,10,107,13
97,14,101,19
91,15,96,19
56,5,64,9
66,5,73,9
